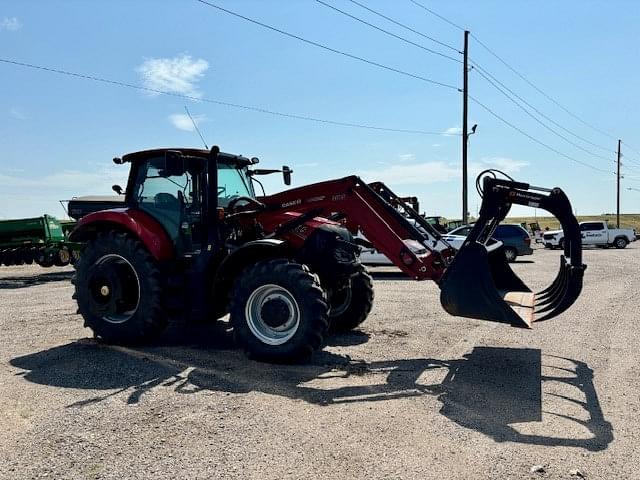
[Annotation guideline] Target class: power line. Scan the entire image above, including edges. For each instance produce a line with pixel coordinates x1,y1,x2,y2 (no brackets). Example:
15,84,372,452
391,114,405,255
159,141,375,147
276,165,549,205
314,0,461,63
407,0,627,148
345,0,460,53
194,0,459,91
471,33,619,142
470,61,616,155
347,0,616,164
0,58,458,136
407,0,466,32
622,141,640,159
471,66,615,164
468,95,612,174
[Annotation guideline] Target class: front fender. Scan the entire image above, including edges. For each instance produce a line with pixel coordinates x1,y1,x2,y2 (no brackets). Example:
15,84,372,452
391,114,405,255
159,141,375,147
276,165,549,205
211,239,290,311
215,239,290,283
69,208,174,262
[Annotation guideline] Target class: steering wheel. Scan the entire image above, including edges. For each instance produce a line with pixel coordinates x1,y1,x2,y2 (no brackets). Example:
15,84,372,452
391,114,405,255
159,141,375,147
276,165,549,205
227,196,265,213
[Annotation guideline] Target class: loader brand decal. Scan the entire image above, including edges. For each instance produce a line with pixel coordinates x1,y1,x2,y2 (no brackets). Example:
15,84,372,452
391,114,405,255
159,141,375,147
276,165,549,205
332,194,346,202
509,191,543,203
281,199,302,208
306,196,326,203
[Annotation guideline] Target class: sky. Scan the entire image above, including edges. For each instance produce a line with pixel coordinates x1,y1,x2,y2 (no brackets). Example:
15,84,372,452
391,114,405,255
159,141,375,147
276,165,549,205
1,0,639,220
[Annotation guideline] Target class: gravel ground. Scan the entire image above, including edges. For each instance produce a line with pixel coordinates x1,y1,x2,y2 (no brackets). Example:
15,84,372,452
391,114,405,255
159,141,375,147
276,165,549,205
0,246,638,479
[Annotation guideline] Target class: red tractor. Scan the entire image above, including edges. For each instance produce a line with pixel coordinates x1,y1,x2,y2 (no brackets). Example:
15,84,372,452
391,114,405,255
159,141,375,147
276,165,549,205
70,147,585,362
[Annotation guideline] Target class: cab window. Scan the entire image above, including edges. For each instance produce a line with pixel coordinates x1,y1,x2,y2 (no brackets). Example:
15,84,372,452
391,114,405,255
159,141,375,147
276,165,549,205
217,164,254,206
134,156,202,252
580,222,603,231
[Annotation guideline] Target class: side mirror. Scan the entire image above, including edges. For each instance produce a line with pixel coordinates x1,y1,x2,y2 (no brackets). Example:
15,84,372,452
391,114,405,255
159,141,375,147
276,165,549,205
283,165,293,186
112,184,124,195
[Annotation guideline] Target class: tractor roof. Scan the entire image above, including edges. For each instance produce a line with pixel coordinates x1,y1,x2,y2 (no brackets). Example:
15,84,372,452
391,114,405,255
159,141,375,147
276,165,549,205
120,148,257,166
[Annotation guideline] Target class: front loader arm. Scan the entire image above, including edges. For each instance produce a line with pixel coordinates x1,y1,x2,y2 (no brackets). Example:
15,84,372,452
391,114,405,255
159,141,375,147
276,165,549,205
258,172,585,329
256,176,452,281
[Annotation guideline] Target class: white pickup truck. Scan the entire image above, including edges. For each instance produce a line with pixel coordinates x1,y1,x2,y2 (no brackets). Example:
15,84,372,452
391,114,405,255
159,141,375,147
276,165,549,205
543,221,636,249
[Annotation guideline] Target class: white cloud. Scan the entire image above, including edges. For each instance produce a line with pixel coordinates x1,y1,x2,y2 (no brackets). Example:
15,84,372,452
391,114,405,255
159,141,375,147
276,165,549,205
358,156,527,188
359,161,460,185
168,113,207,132
474,156,529,174
432,143,442,148
136,54,209,98
0,166,129,218
398,153,415,162
0,167,127,193
9,107,26,120
0,17,21,31
442,126,462,136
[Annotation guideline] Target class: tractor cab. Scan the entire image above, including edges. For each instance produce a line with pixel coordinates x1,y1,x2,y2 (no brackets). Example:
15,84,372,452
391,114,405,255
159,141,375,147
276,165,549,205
114,148,290,255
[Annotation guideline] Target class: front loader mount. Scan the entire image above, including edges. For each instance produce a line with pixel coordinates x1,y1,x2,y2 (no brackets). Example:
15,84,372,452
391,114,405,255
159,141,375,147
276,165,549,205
440,171,586,328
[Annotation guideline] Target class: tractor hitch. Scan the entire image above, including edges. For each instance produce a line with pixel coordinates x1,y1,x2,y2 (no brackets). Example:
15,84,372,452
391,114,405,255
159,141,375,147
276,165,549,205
440,172,586,328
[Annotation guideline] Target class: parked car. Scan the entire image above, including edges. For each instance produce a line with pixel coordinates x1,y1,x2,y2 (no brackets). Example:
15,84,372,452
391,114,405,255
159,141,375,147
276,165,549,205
358,220,502,266
358,233,469,265
447,223,533,262
543,221,636,249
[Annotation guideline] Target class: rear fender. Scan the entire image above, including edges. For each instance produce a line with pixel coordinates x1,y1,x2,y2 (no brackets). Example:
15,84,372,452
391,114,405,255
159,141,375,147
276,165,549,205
69,208,174,261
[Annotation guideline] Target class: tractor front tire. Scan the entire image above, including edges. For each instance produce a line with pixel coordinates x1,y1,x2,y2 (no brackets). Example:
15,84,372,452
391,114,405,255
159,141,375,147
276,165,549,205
74,231,167,344
328,264,374,332
230,259,329,363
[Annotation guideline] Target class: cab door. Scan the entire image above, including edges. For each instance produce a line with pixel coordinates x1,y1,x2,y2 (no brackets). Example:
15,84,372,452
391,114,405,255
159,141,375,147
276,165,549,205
133,156,204,254
580,222,607,245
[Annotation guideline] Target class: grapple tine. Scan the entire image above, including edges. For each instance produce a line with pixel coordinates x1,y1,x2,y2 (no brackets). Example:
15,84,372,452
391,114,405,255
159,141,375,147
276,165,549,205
537,256,565,296
536,261,569,306
536,265,571,313
536,257,566,300
535,266,585,321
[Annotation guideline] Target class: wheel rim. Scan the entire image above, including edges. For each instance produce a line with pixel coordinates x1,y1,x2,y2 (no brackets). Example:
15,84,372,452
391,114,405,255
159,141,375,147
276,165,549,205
616,238,625,248
245,284,300,346
58,248,70,264
87,254,140,324
505,248,516,261
329,283,352,318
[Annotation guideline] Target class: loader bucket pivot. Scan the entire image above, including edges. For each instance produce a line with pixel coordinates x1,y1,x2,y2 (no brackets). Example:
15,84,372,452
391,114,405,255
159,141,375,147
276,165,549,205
440,173,586,327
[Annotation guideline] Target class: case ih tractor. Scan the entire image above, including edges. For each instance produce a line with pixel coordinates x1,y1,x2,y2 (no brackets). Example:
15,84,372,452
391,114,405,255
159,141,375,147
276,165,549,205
70,147,585,362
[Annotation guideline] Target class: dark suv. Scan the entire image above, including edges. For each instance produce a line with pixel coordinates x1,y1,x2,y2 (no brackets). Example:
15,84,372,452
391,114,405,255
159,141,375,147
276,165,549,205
449,223,533,261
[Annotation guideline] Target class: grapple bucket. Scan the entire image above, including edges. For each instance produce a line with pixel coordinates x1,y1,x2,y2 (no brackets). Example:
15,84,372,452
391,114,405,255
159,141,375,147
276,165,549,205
439,173,586,328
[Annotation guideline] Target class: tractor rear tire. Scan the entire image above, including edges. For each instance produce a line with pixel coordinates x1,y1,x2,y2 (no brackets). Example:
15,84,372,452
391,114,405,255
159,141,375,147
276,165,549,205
328,264,374,332
230,258,329,363
74,231,167,344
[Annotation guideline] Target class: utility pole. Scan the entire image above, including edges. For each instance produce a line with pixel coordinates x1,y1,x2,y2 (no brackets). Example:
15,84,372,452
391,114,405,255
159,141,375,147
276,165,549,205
462,30,469,225
617,139,621,228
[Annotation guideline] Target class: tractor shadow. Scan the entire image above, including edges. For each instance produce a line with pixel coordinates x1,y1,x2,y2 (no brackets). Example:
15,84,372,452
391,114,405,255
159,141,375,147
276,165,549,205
0,270,74,289
10,334,612,451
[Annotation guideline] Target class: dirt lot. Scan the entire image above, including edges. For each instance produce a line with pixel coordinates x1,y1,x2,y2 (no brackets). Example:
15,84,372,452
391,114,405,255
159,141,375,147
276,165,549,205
0,246,638,479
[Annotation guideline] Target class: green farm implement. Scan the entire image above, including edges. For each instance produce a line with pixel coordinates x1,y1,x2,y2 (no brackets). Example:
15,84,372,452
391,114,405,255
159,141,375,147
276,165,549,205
0,215,80,267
